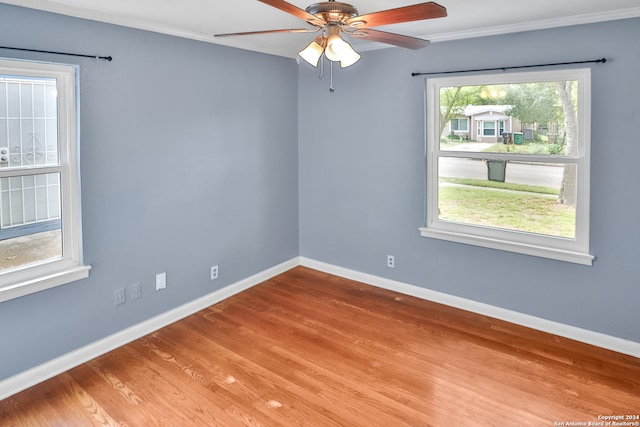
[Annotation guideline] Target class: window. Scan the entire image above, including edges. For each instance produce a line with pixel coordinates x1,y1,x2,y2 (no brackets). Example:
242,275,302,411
450,118,468,132
482,121,496,136
0,58,89,302
421,69,593,265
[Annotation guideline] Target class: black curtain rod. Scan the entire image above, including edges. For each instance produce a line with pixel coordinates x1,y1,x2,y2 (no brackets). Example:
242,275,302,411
411,57,606,77
0,46,112,61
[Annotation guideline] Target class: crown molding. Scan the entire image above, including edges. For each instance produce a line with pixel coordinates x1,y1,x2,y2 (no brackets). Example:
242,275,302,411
357,7,640,53
426,6,640,43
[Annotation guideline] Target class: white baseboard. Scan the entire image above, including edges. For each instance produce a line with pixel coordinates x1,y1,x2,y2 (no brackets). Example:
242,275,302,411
299,257,640,358
3,255,638,401
0,257,300,401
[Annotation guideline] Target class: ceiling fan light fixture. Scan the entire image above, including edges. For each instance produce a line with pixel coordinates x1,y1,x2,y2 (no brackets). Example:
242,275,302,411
323,34,341,61
219,0,445,73
339,49,360,68
298,37,326,67
324,34,360,67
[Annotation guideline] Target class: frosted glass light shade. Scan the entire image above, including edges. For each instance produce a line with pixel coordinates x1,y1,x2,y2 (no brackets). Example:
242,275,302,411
324,34,345,62
325,35,360,67
339,49,360,68
298,40,324,67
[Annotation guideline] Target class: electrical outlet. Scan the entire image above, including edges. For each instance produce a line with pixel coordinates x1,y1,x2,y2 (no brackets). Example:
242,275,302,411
156,272,166,291
211,265,219,280
114,288,126,306
387,255,395,268
131,282,142,300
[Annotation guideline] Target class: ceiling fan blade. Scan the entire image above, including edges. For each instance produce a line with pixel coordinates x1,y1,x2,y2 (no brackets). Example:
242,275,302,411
215,28,317,37
258,0,326,26
347,2,446,29
349,29,430,50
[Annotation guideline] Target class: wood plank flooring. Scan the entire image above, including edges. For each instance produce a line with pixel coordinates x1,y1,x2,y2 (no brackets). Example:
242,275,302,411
1,266,639,426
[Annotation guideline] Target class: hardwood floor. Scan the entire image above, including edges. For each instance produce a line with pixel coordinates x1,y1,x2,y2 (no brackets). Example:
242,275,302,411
1,266,639,426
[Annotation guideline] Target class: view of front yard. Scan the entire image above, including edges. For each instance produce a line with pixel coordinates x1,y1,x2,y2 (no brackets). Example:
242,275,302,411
437,141,576,239
432,74,586,242
438,181,576,238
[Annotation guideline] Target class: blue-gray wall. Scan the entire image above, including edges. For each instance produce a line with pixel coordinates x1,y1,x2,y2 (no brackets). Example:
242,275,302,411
299,18,640,343
0,4,299,380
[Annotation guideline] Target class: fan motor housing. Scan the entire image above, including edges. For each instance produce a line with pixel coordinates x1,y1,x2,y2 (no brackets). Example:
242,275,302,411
306,1,358,23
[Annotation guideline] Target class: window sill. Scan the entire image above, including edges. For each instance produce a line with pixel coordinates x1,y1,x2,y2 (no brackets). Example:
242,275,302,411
419,227,594,266
0,265,91,303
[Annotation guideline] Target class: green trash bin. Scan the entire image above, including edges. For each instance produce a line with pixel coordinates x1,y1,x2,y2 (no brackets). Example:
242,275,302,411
487,160,507,182
513,132,523,145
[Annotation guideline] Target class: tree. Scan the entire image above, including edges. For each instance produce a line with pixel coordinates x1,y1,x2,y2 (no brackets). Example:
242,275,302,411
555,81,578,205
439,86,484,138
439,87,464,138
504,83,560,132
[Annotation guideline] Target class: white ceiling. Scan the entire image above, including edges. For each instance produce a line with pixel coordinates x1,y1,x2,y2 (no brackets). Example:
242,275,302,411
3,0,640,58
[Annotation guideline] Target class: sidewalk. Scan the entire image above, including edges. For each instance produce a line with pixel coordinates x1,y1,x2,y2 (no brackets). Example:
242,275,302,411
445,142,496,152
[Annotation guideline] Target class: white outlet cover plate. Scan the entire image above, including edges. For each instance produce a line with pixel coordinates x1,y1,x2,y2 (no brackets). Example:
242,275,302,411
156,272,166,290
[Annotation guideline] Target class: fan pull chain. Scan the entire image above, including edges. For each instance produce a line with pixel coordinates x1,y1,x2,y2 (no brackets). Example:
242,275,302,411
316,55,336,93
319,55,325,80
329,60,335,93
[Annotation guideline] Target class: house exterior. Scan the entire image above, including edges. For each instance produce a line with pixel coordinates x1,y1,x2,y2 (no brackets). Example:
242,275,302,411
446,105,521,143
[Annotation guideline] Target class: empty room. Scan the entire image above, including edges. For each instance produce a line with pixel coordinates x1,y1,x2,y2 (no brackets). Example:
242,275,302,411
0,0,638,425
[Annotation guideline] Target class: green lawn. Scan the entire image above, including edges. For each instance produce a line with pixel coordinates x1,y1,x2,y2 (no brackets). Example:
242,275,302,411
438,184,576,238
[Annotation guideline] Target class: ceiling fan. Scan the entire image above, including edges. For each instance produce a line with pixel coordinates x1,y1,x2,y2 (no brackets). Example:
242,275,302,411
216,0,447,68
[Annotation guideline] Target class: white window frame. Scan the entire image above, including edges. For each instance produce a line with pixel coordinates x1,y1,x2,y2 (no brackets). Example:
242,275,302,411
0,58,90,302
420,69,594,266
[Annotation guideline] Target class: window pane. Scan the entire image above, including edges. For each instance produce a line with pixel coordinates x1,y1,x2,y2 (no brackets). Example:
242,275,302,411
451,118,468,132
439,81,579,156
0,77,59,168
437,157,576,238
0,172,62,271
